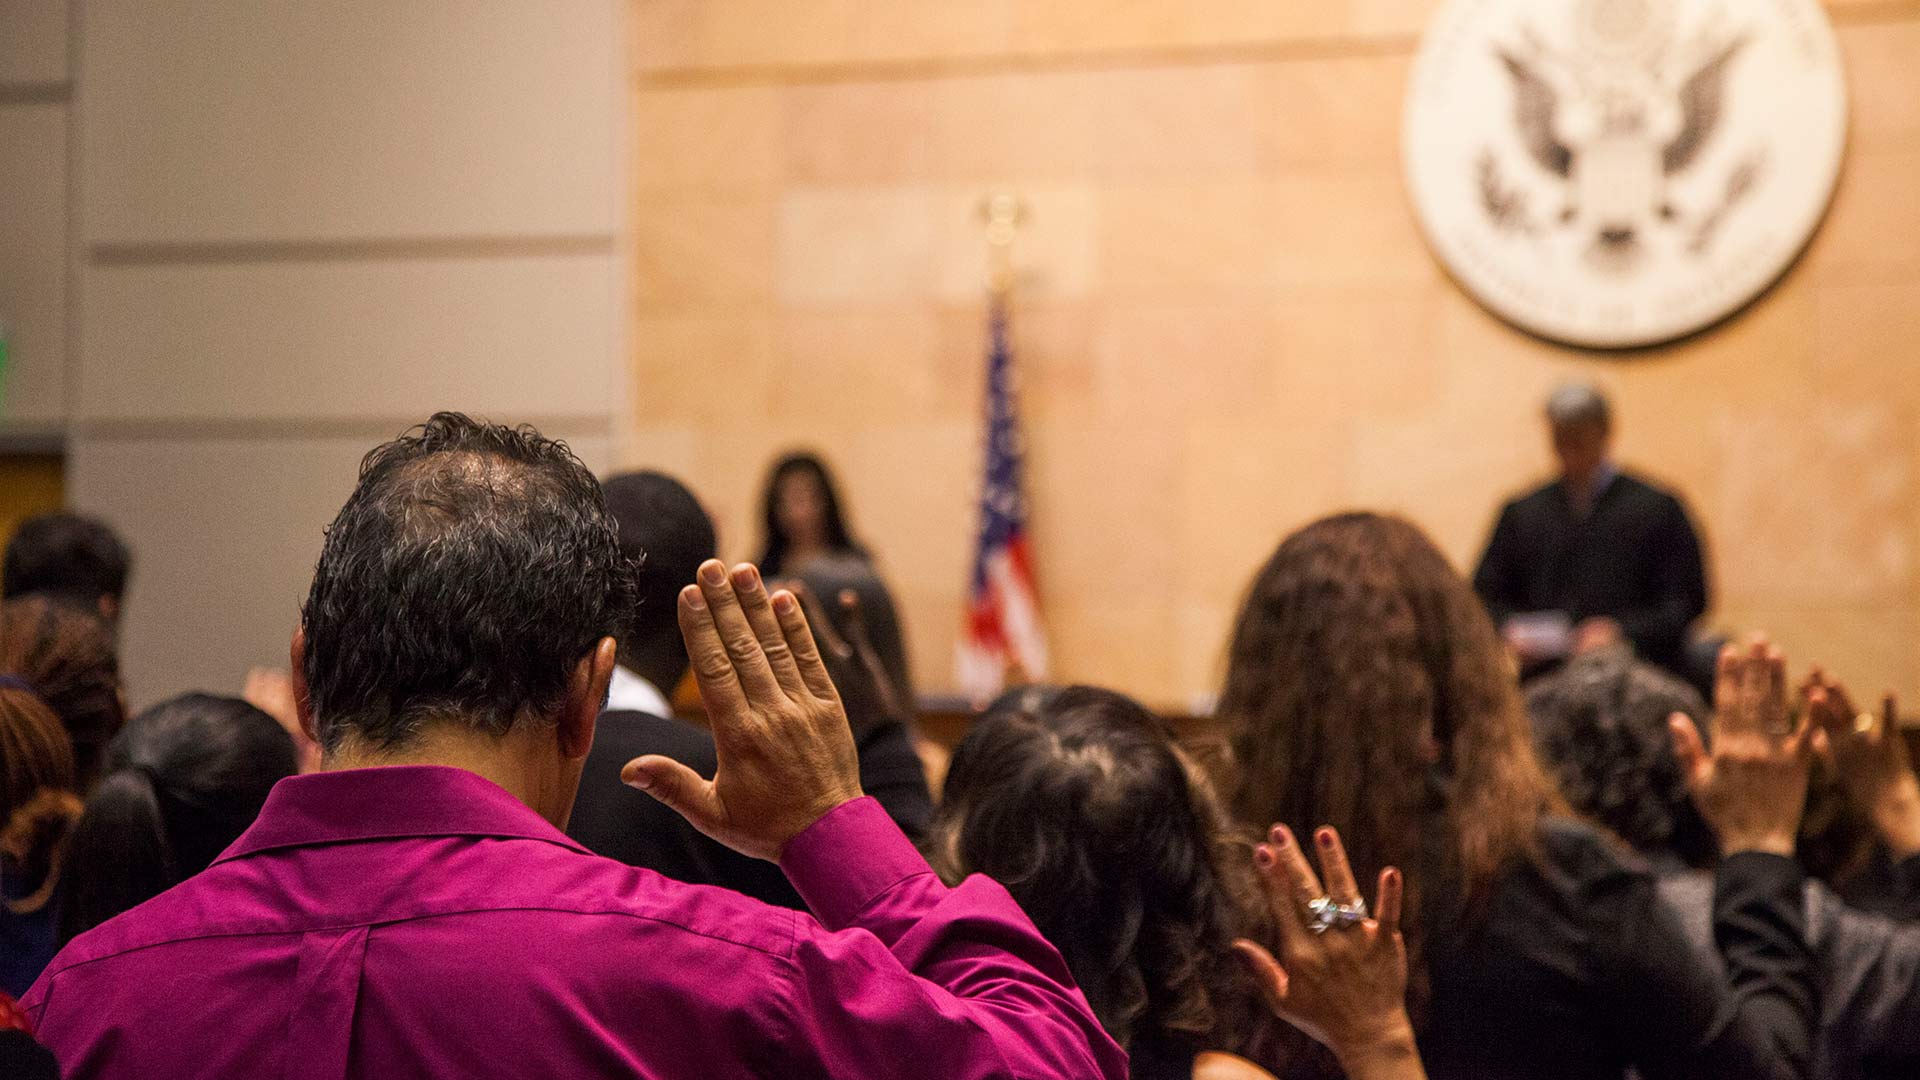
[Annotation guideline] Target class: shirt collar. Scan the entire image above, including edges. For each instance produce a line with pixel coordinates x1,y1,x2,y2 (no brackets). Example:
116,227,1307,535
1562,461,1620,510
605,665,672,717
214,764,591,865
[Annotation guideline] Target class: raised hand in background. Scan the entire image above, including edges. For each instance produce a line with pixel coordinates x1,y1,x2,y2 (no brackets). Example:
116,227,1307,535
1234,825,1426,1080
1670,636,1825,857
1804,670,1920,860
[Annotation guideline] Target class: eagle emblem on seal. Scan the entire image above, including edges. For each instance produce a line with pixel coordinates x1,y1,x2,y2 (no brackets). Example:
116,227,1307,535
1476,1,1765,273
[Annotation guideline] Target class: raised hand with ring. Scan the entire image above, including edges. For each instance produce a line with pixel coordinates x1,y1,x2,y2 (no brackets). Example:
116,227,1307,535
1234,824,1426,1080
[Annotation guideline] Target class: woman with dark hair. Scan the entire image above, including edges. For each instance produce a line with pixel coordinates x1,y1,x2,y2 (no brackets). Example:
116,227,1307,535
57,693,297,944
757,451,916,702
0,680,83,996
0,596,126,790
1218,512,1818,1080
930,685,1426,1080
758,452,866,578
1529,651,1920,1080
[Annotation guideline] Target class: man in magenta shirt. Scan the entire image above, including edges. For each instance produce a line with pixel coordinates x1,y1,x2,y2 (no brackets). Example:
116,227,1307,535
23,413,1126,1080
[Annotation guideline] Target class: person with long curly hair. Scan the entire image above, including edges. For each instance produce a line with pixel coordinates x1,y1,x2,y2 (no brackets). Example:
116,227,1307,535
1218,512,1818,1080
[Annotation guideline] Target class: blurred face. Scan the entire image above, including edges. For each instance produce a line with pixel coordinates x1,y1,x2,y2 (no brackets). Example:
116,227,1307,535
775,471,829,548
1551,420,1610,482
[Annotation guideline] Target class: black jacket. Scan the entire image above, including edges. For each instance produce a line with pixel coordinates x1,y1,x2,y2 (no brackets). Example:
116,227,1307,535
566,708,934,910
1661,869,1920,1080
1474,472,1708,672
1421,819,1814,1080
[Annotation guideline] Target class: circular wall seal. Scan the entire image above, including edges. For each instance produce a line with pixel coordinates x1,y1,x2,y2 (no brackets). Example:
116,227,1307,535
1403,0,1848,349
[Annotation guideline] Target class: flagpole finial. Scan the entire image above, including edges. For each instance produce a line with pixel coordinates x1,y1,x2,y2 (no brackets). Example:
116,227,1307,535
977,191,1028,296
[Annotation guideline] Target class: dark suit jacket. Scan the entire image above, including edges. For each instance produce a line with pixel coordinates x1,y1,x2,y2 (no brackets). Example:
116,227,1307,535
567,708,935,910
1473,472,1708,672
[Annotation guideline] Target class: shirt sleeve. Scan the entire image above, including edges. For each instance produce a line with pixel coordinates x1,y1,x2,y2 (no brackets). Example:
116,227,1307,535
768,798,1127,1080
1597,853,1815,1080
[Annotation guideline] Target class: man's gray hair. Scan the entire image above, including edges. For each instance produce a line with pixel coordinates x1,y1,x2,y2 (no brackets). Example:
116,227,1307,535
1545,382,1612,429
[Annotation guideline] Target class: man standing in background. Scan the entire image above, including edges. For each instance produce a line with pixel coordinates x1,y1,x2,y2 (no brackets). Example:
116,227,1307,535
1474,383,1709,680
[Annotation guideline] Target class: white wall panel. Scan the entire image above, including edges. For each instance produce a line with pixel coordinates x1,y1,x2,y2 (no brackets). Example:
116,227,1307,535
0,0,68,85
81,0,622,244
0,102,67,429
79,252,621,423
67,426,612,707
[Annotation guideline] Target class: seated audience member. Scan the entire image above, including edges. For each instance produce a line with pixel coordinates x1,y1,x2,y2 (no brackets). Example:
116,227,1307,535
1219,512,1817,1080
57,693,298,945
1529,650,1920,1079
930,685,1425,1080
1472,383,1708,681
23,413,1126,1080
1526,647,1719,871
568,470,933,909
2,512,132,627
0,597,125,791
0,680,83,997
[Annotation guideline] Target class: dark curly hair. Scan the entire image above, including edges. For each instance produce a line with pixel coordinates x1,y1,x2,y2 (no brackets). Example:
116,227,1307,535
1525,648,1716,867
927,685,1253,1054
301,413,636,753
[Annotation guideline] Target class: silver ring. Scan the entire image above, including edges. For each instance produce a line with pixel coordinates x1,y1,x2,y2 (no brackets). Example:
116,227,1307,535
1306,896,1370,934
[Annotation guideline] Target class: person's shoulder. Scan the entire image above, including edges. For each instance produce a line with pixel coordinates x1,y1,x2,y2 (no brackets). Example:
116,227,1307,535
567,859,804,956
1499,480,1562,520
1531,816,1656,897
1510,480,1561,508
1613,472,1686,510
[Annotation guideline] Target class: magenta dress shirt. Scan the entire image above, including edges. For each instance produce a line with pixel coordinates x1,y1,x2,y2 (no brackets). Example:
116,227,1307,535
23,765,1126,1079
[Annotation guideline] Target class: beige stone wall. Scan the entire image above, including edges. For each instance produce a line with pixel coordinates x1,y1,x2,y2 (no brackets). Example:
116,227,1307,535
628,1,1920,709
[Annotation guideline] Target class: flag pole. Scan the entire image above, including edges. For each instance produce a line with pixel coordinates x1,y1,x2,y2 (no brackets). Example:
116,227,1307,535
977,192,1026,299
981,190,1026,691
983,191,1018,689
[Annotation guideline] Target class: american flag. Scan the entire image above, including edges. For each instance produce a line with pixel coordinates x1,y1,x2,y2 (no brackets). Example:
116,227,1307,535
957,296,1047,702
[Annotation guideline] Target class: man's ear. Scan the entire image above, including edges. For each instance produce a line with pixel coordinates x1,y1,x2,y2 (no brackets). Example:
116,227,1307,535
290,626,320,748
561,637,616,761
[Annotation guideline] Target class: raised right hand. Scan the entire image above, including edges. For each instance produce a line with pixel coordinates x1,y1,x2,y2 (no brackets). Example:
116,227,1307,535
1233,825,1425,1080
621,559,864,862
1670,636,1824,857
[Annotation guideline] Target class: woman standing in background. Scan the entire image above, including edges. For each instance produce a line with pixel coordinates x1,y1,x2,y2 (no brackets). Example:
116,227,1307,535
758,451,916,704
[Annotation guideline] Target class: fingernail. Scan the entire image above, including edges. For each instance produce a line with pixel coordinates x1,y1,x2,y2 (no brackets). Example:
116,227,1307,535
682,586,706,611
1271,826,1290,848
1254,846,1275,867
1317,828,1335,848
624,770,652,791
1385,868,1401,886
734,564,761,590
701,561,726,585
773,592,796,615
